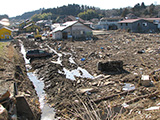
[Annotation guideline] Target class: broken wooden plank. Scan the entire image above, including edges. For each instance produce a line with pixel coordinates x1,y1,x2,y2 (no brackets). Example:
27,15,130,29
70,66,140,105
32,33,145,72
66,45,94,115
125,91,159,104
94,89,136,103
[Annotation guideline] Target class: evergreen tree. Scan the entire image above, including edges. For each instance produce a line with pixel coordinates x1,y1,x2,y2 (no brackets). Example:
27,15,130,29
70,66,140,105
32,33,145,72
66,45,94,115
121,8,128,17
0,14,9,20
141,2,146,9
149,4,155,16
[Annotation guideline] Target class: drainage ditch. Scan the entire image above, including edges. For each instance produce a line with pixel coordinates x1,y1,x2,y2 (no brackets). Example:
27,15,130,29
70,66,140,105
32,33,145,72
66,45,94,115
20,41,56,120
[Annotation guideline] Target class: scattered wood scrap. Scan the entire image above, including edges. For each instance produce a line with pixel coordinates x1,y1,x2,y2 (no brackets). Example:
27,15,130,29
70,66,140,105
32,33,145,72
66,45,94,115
94,89,136,103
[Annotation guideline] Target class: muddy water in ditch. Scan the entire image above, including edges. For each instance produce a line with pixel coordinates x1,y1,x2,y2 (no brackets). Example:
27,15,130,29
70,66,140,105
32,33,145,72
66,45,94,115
20,41,56,120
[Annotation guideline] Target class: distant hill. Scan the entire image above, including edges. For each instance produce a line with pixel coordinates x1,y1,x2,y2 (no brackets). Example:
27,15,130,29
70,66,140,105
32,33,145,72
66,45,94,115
37,3,160,21
11,9,43,20
31,4,103,21
10,3,160,21
0,14,9,20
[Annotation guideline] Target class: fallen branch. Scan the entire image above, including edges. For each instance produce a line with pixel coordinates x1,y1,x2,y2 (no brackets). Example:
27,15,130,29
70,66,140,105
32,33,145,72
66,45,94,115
94,89,136,103
125,91,159,104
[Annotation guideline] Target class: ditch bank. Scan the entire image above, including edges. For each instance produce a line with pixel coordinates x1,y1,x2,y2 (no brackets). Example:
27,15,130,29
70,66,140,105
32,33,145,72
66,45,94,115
0,40,41,120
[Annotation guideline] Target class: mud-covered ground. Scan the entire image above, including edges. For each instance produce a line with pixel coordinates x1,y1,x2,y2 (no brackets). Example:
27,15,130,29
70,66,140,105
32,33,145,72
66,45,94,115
16,30,160,120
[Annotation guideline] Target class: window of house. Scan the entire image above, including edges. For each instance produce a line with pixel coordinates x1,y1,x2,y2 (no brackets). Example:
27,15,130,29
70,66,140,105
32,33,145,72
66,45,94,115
137,23,140,26
143,22,147,26
81,31,84,34
126,23,128,26
121,23,122,26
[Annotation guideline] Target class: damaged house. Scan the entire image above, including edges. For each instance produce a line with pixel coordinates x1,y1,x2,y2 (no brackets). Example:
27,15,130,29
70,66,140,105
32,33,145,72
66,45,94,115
51,21,92,40
118,18,160,33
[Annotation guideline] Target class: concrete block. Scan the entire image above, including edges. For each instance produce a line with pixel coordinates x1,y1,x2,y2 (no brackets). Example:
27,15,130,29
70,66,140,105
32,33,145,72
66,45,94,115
141,75,151,87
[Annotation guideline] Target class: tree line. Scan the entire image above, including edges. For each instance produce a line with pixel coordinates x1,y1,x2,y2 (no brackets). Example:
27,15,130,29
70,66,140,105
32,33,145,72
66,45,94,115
31,3,160,22
121,2,160,18
31,4,104,21
0,14,9,20
6,3,160,22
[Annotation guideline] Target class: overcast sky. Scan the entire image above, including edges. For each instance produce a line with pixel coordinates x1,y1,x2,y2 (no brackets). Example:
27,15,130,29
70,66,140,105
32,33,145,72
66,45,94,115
1,0,159,17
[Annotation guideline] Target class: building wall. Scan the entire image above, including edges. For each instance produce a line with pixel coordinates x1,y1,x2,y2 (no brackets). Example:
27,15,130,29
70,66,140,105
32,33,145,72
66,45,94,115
118,20,158,33
63,22,92,38
53,31,62,39
158,23,160,29
98,18,122,30
0,28,12,39
52,22,92,39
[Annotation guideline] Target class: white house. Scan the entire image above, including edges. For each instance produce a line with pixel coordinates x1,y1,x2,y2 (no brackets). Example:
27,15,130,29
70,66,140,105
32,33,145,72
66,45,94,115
52,21,92,40
97,17,123,30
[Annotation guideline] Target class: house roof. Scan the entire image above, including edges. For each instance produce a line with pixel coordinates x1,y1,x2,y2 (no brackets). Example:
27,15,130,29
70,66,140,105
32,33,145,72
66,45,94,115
101,17,123,21
118,19,142,23
23,23,33,29
66,16,85,23
144,18,160,21
52,21,92,33
52,21,78,33
118,18,160,24
0,26,13,31
0,18,10,26
144,18,160,23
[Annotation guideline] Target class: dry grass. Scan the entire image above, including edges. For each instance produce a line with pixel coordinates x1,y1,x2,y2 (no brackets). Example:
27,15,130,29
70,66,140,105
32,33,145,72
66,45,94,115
58,93,125,120
6,43,20,64
0,42,8,57
0,42,8,68
7,44,14,61
0,41,20,70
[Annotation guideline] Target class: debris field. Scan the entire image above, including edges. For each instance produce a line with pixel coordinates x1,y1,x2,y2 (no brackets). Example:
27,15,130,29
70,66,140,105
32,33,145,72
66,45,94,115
14,30,160,119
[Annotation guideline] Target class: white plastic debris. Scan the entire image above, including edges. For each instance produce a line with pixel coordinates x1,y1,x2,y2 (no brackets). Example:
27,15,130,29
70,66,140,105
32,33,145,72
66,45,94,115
145,106,160,111
157,103,160,106
122,83,135,91
122,103,129,108
63,67,94,80
141,75,149,80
